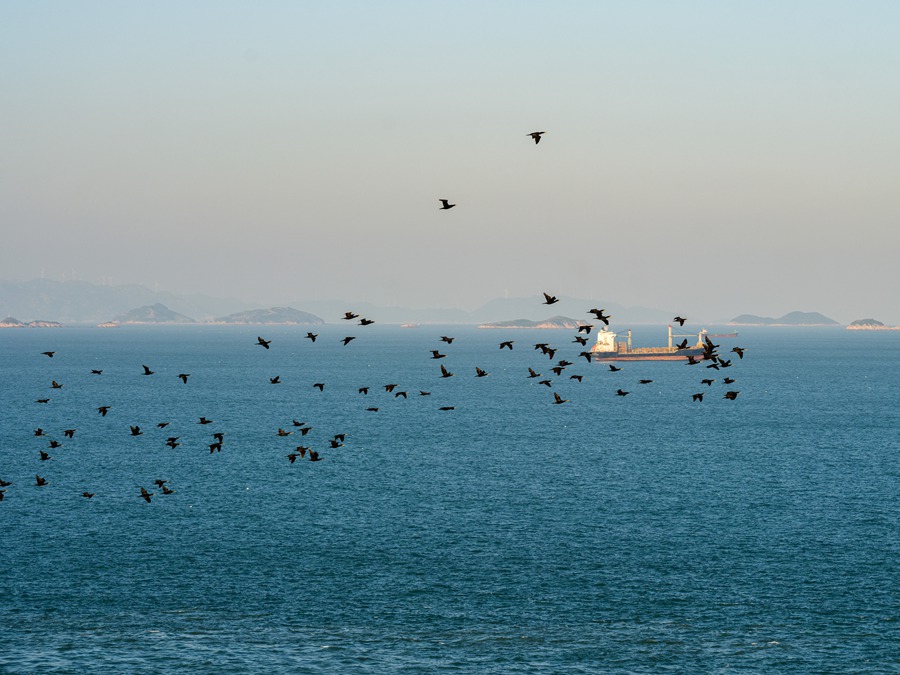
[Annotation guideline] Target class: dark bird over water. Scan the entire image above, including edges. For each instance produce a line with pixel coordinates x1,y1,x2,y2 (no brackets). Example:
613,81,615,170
35,398,50,404
358,387,369,394
178,373,190,384
724,391,740,400
139,487,153,503
674,316,687,326
157,422,170,428
553,392,568,404
732,347,745,359
142,365,154,375
528,131,546,144
438,406,455,411
42,351,55,358
439,199,456,210
306,332,318,342
588,309,610,325
82,492,94,499
440,365,454,378
701,378,715,386
130,425,143,436
675,339,689,350
341,336,356,345
313,383,325,391
39,450,51,461
570,375,583,382
692,393,704,402
616,389,629,397
270,376,281,384
608,365,621,372
256,336,271,349
724,377,736,384
431,350,446,359
527,368,541,379
499,341,514,350
36,475,48,486
542,292,559,305
475,367,489,377
91,369,103,375
343,312,359,320
573,336,588,346
639,379,653,384
440,336,455,344
359,318,374,326
51,380,63,389
198,417,213,425
34,428,46,436
98,406,110,416
48,440,61,449
63,429,76,438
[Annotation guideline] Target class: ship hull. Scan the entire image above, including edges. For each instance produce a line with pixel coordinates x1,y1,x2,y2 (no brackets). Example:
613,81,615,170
593,348,705,362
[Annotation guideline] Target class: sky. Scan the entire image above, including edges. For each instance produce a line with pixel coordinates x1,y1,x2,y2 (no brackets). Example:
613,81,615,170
2,1,899,323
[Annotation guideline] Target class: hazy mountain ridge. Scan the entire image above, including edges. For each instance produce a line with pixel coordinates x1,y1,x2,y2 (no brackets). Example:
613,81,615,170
729,311,839,326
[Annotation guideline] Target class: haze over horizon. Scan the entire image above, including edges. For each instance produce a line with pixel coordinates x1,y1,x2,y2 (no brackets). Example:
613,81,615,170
2,2,899,323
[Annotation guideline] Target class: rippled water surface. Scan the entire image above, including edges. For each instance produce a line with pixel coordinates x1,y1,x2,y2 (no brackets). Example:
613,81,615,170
1,325,898,673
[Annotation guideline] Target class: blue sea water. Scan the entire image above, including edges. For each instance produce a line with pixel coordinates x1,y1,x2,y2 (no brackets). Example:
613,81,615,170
0,325,897,673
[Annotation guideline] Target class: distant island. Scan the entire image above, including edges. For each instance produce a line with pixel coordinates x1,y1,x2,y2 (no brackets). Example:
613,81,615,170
479,316,583,330
211,307,324,325
846,319,900,331
0,316,62,328
729,311,839,326
111,303,196,324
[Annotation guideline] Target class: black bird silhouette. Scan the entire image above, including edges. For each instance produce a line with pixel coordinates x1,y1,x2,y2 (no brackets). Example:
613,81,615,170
438,406,455,411
34,428,46,436
358,387,369,394
63,429,76,438
577,325,593,334
157,422,170,428
731,347,745,359
334,434,346,442
608,365,622,372
209,442,222,454
91,369,103,375
35,475,48,486
98,406,110,416
48,440,61,449
366,407,380,412
527,368,541,378
440,336,455,344
675,339,689,350
329,439,343,449
395,391,408,398
724,391,740,400
551,366,565,376
431,350,446,359
0,489,5,502
42,351,55,358
343,312,359,320
616,389,629,397
154,479,169,488
212,432,225,442
528,131,546,144
139,487,153,503
277,428,293,437
142,365,154,375
270,376,281,384
542,292,559,305
306,332,318,342
552,392,568,404
341,336,356,345
130,426,143,436
538,379,552,387
570,375,584,382
198,417,213,425
724,377,736,384
534,343,549,351
573,336,588,346
161,485,176,495
384,384,399,393
256,336,271,349
419,391,431,396
692,393,704,402
499,341,514,350
82,492,94,499
543,347,557,360
299,427,312,436
0,479,12,487
440,365,454,378
439,199,455,210
685,355,700,366
35,398,50,404
588,309,610,325
51,380,63,389
701,378,715,386
674,316,687,326
165,439,180,449
287,453,299,464
475,367,489,377
178,373,190,384
39,450,51,461
309,450,324,461
639,379,653,384
295,446,308,458
313,383,325,391
359,318,375,326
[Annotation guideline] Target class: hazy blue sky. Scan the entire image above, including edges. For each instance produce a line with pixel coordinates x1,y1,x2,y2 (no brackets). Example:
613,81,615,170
2,1,899,322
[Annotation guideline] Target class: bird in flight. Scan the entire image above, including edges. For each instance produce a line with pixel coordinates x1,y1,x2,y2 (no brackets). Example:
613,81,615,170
674,316,687,326
91,369,103,375
616,389,629,397
35,475,48,486
343,312,359,320
178,373,190,384
142,365,154,375
97,406,110,416
499,341,514,350
724,391,740,400
588,309,610,325
608,365,622,372
731,347,745,359
341,336,356,346
440,336,455,344
527,368,541,379
542,292,559,305
306,332,318,342
692,393,704,402
430,350,446,359
358,387,369,394
440,365,454,378
552,392,568,404
639,379,653,384
42,351,55,358
359,318,374,326
270,376,281,384
256,336,271,349
198,417,213,425
81,492,94,499
139,487,153,503
51,380,63,389
130,425,143,436
439,199,456,210
528,131,546,144
313,383,325,391
475,367,489,378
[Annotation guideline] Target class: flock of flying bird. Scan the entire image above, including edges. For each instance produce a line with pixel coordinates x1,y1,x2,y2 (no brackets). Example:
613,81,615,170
1,132,748,505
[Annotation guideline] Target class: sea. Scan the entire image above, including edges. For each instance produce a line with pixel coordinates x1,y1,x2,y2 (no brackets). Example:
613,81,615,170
0,324,897,673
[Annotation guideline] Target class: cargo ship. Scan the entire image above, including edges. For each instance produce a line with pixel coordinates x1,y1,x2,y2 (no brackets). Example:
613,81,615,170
591,326,706,362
